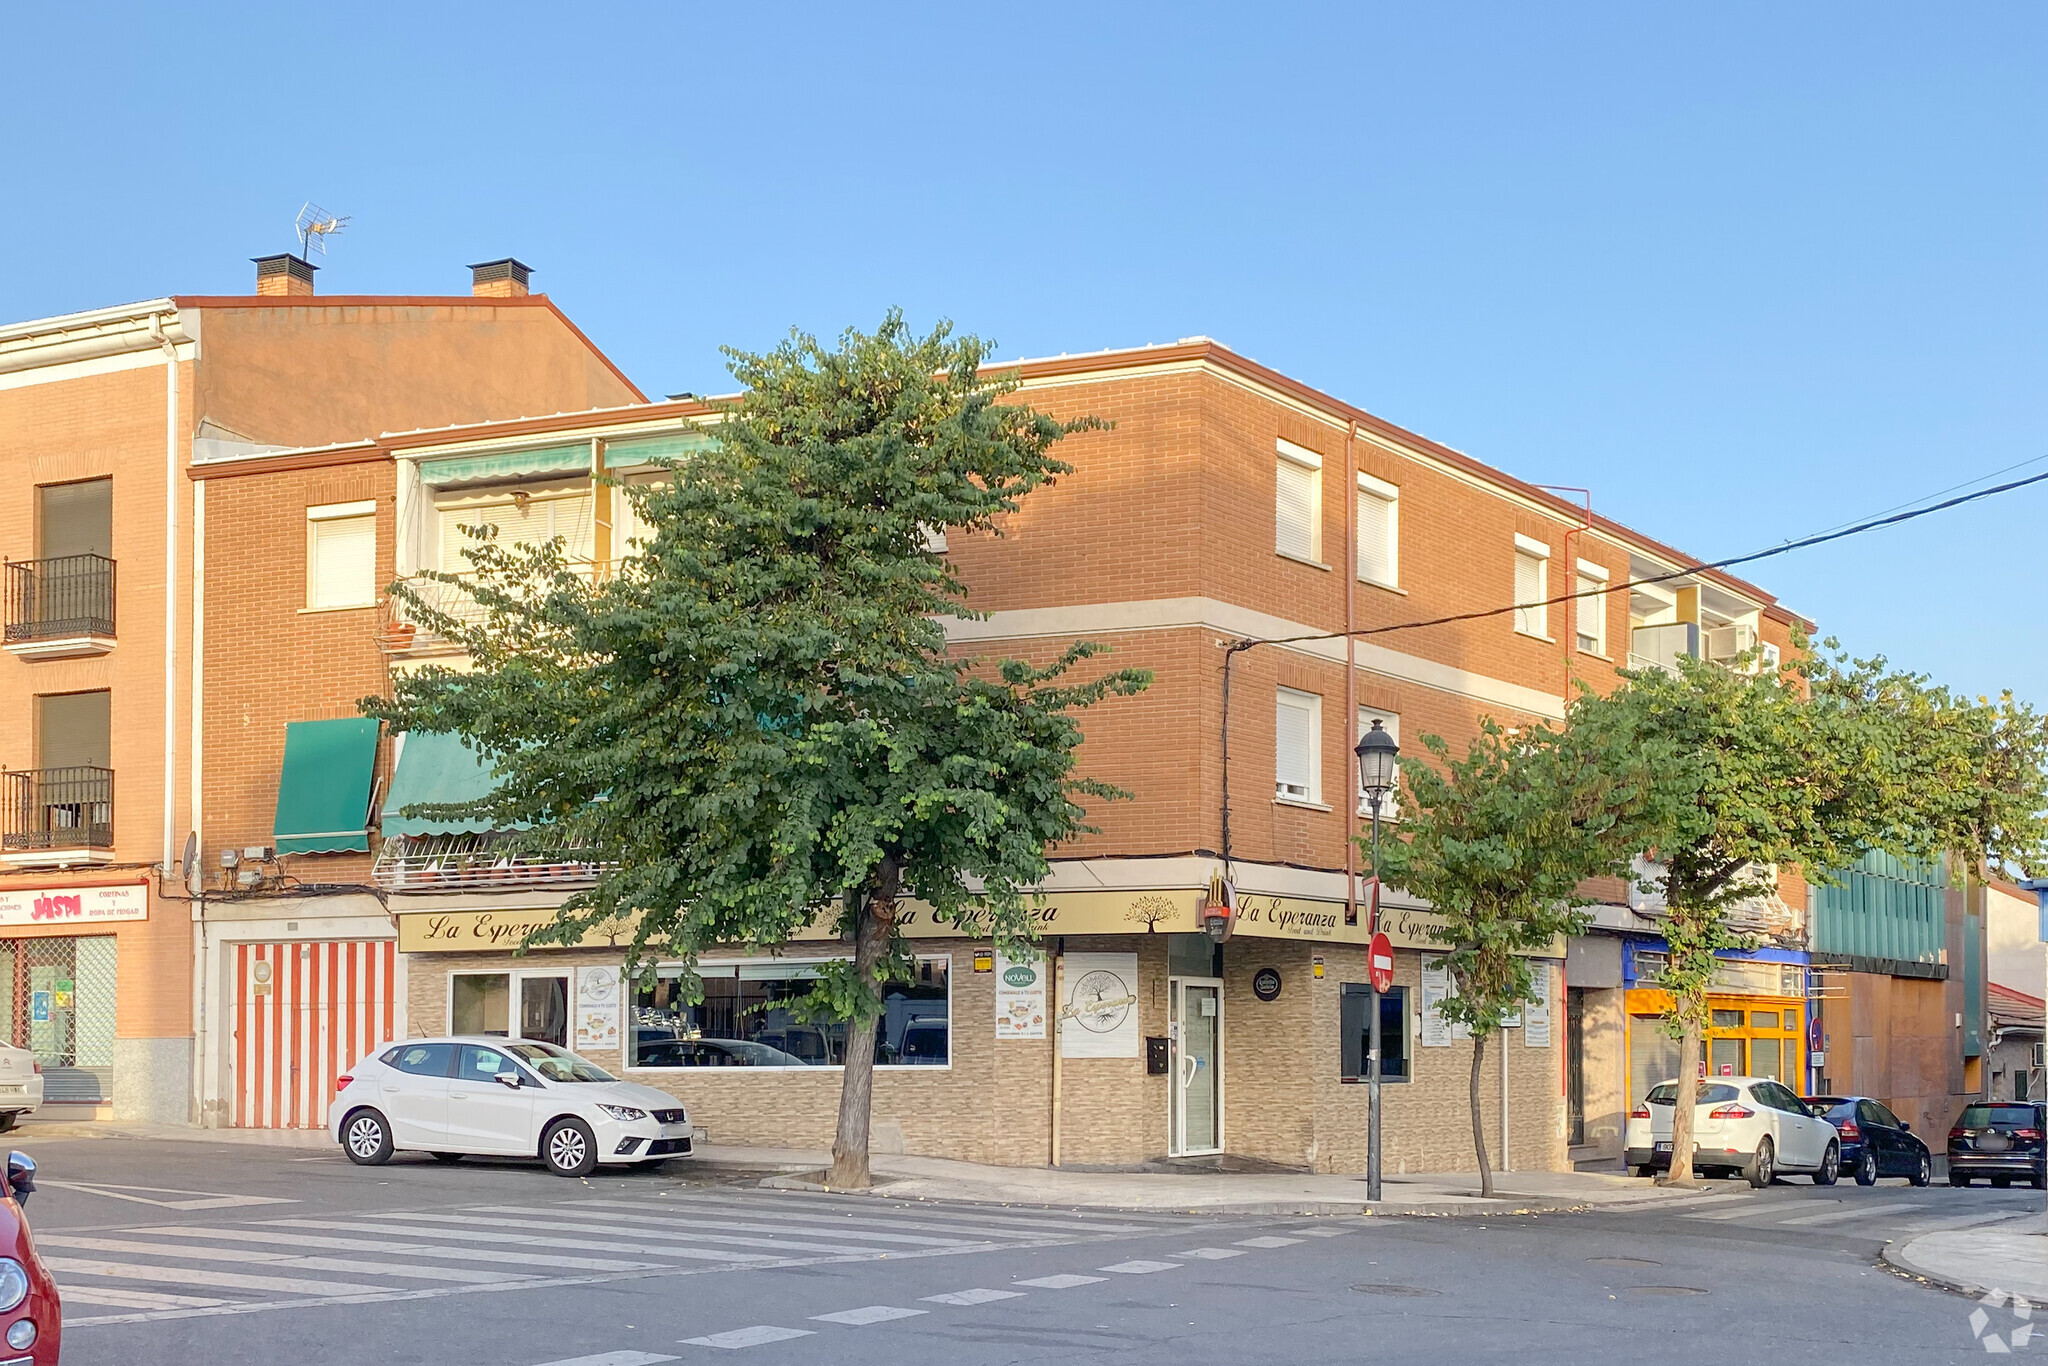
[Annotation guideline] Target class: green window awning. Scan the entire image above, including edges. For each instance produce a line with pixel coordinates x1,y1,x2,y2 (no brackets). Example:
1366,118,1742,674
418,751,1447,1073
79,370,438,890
273,718,381,854
603,430,716,468
417,443,591,489
381,730,502,838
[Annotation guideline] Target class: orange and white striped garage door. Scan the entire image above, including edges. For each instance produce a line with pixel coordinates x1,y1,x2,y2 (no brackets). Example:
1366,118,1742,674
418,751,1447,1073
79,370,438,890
234,940,397,1129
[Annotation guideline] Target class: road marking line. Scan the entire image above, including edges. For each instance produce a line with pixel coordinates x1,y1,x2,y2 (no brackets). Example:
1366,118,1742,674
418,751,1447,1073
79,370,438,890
36,1234,530,1284
529,1354,679,1366
921,1289,1024,1305
1776,1201,1921,1226
1891,1210,2040,1235
1014,1274,1105,1289
1680,1204,1778,1221
129,1226,655,1272
1286,1227,1352,1237
39,1181,298,1211
679,1325,815,1349
307,1216,790,1260
42,1256,382,1297
360,1211,894,1257
808,1305,927,1325
1176,1248,1248,1260
631,1194,1160,1236
1099,1260,1181,1274
56,1286,230,1310
485,1205,979,1248
1235,1237,1303,1248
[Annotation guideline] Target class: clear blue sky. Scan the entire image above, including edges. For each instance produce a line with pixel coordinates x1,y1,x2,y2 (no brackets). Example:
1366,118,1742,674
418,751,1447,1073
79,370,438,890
8,3,2043,702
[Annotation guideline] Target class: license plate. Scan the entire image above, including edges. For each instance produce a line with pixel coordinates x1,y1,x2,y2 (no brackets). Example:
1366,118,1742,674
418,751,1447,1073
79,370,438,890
1654,1142,1672,1153
1981,1134,2011,1152
0,1085,23,1095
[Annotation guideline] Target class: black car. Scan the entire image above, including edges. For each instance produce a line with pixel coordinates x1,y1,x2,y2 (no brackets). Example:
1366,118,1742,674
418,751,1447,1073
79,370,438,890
1948,1101,2047,1189
1804,1095,1931,1187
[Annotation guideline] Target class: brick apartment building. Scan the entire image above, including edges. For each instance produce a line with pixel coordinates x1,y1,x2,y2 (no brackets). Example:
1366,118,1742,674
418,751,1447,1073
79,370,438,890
0,256,642,1123
189,337,1824,1174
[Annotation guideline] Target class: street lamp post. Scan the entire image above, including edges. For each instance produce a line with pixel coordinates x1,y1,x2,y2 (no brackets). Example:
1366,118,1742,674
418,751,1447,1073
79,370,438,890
1355,719,1400,1204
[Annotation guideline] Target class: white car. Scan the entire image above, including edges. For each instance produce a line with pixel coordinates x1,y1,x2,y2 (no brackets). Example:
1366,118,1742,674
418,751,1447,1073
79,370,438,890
0,1045,42,1132
329,1036,694,1177
1624,1075,1840,1187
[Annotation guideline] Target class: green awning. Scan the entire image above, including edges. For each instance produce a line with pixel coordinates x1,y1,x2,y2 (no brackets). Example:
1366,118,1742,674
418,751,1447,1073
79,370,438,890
273,718,381,854
604,431,716,468
381,730,502,838
418,443,591,489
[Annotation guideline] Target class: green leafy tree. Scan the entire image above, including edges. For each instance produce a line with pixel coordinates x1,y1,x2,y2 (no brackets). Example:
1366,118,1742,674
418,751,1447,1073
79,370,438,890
1371,708,1689,1196
372,313,1149,1187
1590,638,2048,1185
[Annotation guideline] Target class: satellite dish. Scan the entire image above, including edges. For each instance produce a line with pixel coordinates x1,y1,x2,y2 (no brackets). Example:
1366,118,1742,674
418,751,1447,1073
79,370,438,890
294,202,351,257
182,830,202,897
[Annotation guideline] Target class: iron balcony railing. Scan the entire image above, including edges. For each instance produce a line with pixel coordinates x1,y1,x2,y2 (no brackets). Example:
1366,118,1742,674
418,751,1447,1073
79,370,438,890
4,555,116,642
372,830,609,892
1,766,114,852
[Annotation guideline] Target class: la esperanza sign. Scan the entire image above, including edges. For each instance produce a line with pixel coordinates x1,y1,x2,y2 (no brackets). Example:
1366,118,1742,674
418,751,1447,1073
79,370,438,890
0,882,149,928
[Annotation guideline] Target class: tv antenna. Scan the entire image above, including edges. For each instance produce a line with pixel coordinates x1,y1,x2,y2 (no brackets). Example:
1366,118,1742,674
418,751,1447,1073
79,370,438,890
294,202,350,259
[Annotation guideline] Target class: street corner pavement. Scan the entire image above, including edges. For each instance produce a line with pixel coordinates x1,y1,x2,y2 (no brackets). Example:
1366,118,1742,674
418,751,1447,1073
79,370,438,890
1883,1219,2048,1301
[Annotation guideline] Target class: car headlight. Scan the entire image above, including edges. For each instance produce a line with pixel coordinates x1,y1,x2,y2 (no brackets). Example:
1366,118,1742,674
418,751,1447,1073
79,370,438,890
0,1257,28,1313
597,1105,647,1122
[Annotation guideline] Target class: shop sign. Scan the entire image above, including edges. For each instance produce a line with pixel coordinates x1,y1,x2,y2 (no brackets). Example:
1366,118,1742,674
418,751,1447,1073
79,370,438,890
1226,894,1565,958
1419,955,1469,1046
0,882,149,928
575,966,622,1051
1059,952,1139,1059
1523,968,1552,1048
807,890,1204,940
994,950,1047,1041
397,907,636,953
1251,968,1282,1002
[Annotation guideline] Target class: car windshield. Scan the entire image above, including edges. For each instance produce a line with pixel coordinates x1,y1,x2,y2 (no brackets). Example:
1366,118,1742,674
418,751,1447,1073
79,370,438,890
505,1042,615,1083
1645,1084,1738,1106
1959,1104,2038,1128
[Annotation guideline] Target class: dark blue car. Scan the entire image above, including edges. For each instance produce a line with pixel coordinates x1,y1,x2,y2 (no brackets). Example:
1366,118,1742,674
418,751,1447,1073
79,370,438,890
1804,1095,1932,1186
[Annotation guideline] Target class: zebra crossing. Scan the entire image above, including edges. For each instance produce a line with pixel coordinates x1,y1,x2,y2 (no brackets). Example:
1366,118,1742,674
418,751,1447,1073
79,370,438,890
1677,1192,2038,1240
49,1189,1213,1329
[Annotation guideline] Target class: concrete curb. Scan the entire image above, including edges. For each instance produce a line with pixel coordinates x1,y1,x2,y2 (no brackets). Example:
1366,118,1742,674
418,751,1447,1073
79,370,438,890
1880,1239,1991,1298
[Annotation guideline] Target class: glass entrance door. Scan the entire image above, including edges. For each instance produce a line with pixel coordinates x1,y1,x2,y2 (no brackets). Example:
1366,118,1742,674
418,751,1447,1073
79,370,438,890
1169,977,1222,1156
517,975,569,1047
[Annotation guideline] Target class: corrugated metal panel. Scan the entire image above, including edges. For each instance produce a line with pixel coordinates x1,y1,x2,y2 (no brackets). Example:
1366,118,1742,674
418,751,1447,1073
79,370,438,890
1812,851,1946,964
234,941,396,1129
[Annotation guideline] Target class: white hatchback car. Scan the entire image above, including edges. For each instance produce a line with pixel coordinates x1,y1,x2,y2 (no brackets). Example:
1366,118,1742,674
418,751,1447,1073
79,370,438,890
0,1044,39,1132
329,1036,694,1177
1624,1075,1841,1187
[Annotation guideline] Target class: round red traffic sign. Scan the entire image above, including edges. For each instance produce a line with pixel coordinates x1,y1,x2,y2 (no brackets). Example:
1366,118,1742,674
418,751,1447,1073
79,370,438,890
1367,932,1395,994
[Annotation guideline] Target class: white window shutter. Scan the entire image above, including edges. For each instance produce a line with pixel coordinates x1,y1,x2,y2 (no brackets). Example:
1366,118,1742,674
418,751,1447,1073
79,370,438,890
1575,573,1604,651
310,516,376,609
1356,489,1393,584
1514,551,1547,637
1276,460,1317,560
1275,692,1316,800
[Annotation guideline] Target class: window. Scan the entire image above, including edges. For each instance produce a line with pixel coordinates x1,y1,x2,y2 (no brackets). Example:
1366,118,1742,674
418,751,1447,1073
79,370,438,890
38,478,112,559
1275,439,1322,563
385,1042,455,1077
1760,641,1782,673
1355,472,1398,587
1356,707,1400,820
437,487,595,573
1574,560,1608,655
1341,984,1410,1081
307,501,378,609
1274,687,1322,804
628,956,951,1068
451,974,510,1035
457,1043,537,1087
1512,535,1549,638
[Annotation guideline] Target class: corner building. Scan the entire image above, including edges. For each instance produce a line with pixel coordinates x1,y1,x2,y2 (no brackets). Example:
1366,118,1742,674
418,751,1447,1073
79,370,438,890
201,339,1804,1173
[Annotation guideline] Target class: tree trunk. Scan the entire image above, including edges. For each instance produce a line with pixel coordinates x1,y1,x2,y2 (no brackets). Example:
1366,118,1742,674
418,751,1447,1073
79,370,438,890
1469,1030,1493,1198
828,865,900,1189
1665,1020,1702,1185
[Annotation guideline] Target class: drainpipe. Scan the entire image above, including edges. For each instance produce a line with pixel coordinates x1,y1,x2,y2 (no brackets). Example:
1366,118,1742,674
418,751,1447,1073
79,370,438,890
1344,425,1359,929
147,314,181,872
1534,486,1593,700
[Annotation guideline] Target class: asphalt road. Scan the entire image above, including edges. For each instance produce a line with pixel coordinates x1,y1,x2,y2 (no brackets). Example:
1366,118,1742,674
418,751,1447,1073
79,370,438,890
17,1135,2044,1365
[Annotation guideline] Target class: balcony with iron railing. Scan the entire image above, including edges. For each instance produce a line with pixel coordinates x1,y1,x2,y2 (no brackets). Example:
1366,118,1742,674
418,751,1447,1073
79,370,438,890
372,829,609,893
0,766,114,866
4,555,116,659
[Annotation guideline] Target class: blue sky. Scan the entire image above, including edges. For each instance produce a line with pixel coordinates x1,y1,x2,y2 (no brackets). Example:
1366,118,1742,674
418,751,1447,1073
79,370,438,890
8,3,2044,701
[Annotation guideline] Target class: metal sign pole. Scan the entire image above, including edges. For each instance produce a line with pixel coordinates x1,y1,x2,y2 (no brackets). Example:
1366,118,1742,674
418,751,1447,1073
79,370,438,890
1367,795,1383,1204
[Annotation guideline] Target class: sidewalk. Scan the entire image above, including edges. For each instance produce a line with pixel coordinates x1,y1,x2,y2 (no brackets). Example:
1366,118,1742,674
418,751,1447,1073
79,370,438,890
1883,1213,2048,1301
710,1145,1735,1217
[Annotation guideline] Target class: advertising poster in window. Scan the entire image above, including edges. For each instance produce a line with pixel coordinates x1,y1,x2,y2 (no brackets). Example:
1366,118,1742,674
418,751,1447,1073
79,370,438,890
994,950,1047,1041
1523,967,1552,1048
575,965,622,1052
1059,952,1140,1058
1419,955,1469,1046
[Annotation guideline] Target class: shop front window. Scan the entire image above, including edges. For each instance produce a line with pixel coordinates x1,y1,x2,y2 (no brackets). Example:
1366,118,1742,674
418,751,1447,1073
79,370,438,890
1340,985,1410,1081
628,957,950,1069
0,935,116,1104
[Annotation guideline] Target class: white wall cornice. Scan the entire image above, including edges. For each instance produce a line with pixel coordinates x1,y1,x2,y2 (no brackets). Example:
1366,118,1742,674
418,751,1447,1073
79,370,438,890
0,300,196,385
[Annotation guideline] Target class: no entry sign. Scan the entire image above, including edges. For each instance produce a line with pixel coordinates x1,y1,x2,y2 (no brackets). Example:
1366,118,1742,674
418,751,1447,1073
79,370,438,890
1368,932,1395,994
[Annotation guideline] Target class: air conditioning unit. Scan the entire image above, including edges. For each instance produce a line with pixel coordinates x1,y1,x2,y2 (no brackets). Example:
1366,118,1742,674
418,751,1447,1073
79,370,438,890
1704,623,1759,664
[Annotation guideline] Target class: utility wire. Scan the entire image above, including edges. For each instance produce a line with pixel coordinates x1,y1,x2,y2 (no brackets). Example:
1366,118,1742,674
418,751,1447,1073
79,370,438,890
1249,462,2048,649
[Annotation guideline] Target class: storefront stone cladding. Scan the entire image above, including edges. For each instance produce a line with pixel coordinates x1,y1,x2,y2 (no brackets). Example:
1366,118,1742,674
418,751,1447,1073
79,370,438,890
402,932,1568,1173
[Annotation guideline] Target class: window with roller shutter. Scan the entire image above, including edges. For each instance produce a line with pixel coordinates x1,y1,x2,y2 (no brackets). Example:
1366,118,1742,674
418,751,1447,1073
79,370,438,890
1574,561,1608,655
1355,471,1398,587
1275,687,1321,803
305,501,377,610
1275,440,1322,562
436,490,595,572
1513,536,1549,638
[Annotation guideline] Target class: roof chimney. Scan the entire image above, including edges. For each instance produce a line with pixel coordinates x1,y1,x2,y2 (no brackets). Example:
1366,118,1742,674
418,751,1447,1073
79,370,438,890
469,258,532,298
252,253,317,297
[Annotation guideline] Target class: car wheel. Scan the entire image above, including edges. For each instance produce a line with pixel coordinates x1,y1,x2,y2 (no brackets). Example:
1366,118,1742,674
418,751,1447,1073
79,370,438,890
2030,1169,2045,1191
541,1117,598,1177
1633,1165,1657,1179
1991,1176,2012,1189
1909,1152,1931,1188
1950,1171,1972,1187
1853,1149,1878,1186
341,1108,394,1166
0,1113,18,1135
1811,1141,1840,1186
430,1152,464,1164
1744,1137,1776,1188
